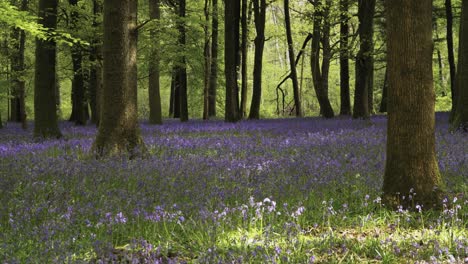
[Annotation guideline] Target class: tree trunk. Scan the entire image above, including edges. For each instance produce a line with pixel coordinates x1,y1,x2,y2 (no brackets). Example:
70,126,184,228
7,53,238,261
203,0,211,120
208,0,218,117
284,0,301,117
451,0,468,131
248,0,266,119
224,0,241,122
353,0,375,119
383,0,444,209
379,67,388,113
149,0,163,124
172,69,180,118
89,0,103,126
92,0,145,157
177,0,188,122
446,0,456,116
310,0,334,118
339,0,351,116
34,0,61,138
240,0,249,118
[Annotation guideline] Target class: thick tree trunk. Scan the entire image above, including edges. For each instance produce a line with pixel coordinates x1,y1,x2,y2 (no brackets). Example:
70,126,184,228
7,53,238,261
92,0,145,157
149,0,162,124
240,0,248,118
203,0,211,120
353,0,375,119
310,0,334,118
208,0,218,117
34,0,61,138
249,0,266,119
339,0,351,116
446,0,456,115
224,0,241,122
383,0,444,209
89,0,103,125
284,0,302,117
451,0,468,131
177,0,188,122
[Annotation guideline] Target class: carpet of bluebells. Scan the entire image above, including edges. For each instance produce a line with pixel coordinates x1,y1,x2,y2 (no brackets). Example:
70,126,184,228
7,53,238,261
0,112,467,263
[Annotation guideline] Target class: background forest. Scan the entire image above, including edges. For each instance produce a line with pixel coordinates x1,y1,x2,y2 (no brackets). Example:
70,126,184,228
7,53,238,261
0,0,460,122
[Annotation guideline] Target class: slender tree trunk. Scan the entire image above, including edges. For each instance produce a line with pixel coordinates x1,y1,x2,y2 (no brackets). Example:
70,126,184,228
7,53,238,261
446,0,456,115
92,0,145,157
353,0,375,119
339,0,351,116
310,0,334,118
240,0,249,118
172,69,180,118
249,0,266,119
284,0,301,117
451,0,468,131
177,0,188,122
149,0,163,124
379,67,388,113
383,0,444,209
89,0,103,125
203,0,211,120
34,0,61,138
224,0,241,122
208,0,218,117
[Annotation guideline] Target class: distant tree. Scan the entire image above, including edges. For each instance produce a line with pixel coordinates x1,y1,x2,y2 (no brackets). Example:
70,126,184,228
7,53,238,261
383,0,444,208
451,0,468,131
339,0,351,116
175,0,188,122
310,0,334,118
284,0,301,117
208,0,219,117
92,0,145,157
353,0,375,119
89,0,103,125
34,0,62,138
203,0,211,120
446,0,456,116
149,0,162,125
224,0,241,122
249,0,266,119
10,0,28,129
68,0,87,125
240,0,250,119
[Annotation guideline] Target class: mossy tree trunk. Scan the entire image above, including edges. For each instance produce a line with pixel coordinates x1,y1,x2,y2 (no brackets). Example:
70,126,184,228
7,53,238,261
92,0,145,157
34,0,62,138
451,0,468,131
249,0,266,120
383,0,444,209
149,0,162,125
353,0,375,119
224,0,241,122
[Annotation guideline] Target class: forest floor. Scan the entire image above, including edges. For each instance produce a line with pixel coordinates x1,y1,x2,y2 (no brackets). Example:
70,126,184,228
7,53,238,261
0,112,467,263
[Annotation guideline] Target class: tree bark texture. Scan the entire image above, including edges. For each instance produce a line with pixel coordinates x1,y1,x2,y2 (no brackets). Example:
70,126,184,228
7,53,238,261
451,0,468,131
383,0,444,209
284,0,301,117
353,0,375,119
249,0,266,119
176,0,188,122
310,0,334,118
89,0,103,125
92,0,145,157
339,0,351,116
208,0,218,117
446,0,457,115
34,0,62,138
240,0,248,118
149,0,163,124
224,0,241,122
